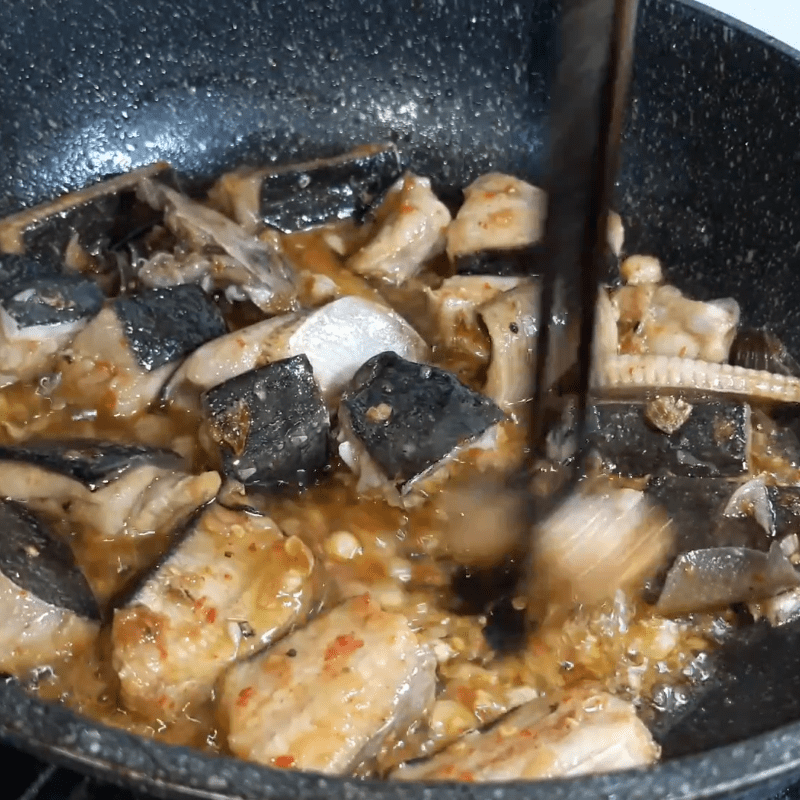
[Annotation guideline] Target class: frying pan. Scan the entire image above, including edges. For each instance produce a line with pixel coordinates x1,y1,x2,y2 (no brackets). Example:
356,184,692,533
2,0,800,797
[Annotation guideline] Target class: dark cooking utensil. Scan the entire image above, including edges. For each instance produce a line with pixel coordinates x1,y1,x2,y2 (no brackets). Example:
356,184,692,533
535,0,638,446
2,0,800,798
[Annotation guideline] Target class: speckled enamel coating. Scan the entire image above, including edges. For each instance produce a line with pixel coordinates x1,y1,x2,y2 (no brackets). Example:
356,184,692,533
1,0,800,797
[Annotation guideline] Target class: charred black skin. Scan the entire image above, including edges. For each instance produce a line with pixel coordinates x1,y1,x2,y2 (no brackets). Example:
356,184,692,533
115,284,227,371
259,144,404,233
20,165,176,262
343,351,504,484
202,354,330,491
0,499,99,620
0,440,182,491
587,401,750,479
647,475,770,553
0,254,103,329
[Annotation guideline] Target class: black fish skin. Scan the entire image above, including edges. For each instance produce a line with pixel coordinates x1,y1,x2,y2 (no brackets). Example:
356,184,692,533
647,475,769,553
18,164,174,262
258,144,405,233
342,351,505,484
0,440,182,491
114,285,227,371
203,354,330,490
0,499,99,620
0,254,103,329
587,400,750,479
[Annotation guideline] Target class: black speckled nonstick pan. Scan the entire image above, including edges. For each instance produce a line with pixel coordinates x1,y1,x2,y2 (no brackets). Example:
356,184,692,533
3,0,800,797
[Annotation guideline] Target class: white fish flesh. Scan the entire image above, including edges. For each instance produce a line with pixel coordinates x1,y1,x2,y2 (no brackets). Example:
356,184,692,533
478,282,540,414
656,541,800,616
425,275,523,359
393,689,659,781
60,285,226,416
112,503,315,721
0,500,99,675
218,594,436,774
347,175,451,284
446,173,546,261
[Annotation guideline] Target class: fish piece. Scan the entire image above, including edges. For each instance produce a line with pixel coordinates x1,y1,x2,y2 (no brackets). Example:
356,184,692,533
339,352,504,490
478,282,540,414
729,327,800,377
619,254,662,285
646,475,770,554
137,180,297,313
446,175,622,276
446,173,546,275
594,353,800,403
202,355,329,491
218,594,436,775
0,500,99,675
209,144,404,234
0,254,104,388
724,478,800,539
113,503,314,721
586,400,751,479
0,440,221,601
164,313,303,410
167,296,428,409
528,480,673,613
259,144,404,233
347,175,451,284
424,275,522,359
60,284,226,416
613,284,739,363
656,542,800,616
394,689,659,781
0,163,170,260
284,297,429,402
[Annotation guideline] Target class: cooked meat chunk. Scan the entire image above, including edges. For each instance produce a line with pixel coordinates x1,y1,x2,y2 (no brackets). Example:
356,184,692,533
347,175,451,284
0,440,220,601
0,162,170,260
218,594,436,774
202,355,329,490
167,296,427,409
59,285,226,416
0,254,103,388
394,689,659,781
447,173,545,275
137,180,297,313
339,352,504,489
112,503,314,721
0,500,99,674
586,400,751,479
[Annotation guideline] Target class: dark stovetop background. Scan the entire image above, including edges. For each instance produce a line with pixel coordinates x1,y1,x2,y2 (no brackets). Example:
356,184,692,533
3,739,800,800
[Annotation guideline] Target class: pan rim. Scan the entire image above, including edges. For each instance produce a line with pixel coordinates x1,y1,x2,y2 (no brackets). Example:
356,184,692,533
4,671,800,800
